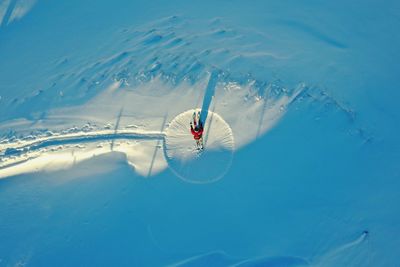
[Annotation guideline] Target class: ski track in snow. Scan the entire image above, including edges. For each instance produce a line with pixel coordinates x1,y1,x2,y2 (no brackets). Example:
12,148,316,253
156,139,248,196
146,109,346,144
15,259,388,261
0,129,165,176
1,130,165,157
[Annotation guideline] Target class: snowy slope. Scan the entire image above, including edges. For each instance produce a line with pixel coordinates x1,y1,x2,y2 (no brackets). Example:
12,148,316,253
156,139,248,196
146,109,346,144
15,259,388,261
0,0,399,266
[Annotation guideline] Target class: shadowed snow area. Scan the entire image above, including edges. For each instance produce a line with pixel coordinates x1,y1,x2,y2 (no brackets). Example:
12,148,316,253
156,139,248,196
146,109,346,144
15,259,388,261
165,109,234,183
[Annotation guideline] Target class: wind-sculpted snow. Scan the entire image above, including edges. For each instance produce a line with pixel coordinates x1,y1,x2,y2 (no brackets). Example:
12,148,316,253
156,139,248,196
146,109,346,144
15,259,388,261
0,14,306,179
0,15,371,143
0,15,302,120
0,15,371,179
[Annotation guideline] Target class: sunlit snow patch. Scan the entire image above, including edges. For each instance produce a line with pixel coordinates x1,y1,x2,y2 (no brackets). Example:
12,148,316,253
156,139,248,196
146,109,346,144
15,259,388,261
165,109,234,183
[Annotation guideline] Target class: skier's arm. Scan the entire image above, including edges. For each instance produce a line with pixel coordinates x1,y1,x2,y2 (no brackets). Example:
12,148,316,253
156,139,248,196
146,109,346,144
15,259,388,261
190,124,196,135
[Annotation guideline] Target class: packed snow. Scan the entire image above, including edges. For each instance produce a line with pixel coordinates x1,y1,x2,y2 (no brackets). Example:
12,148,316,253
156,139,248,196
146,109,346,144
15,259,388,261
164,109,234,183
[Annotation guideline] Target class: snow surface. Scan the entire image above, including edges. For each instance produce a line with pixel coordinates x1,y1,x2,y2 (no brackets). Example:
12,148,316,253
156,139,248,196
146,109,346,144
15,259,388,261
0,0,400,266
165,109,234,183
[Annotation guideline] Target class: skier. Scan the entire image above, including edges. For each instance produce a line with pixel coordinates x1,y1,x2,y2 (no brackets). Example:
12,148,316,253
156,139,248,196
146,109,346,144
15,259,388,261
190,111,204,150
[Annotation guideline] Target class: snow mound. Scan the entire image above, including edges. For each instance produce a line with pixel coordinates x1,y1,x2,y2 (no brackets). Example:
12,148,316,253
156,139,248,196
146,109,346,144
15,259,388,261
164,109,234,183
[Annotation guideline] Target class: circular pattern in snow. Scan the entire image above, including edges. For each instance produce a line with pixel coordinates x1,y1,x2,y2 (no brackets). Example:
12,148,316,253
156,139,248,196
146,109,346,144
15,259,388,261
164,109,234,183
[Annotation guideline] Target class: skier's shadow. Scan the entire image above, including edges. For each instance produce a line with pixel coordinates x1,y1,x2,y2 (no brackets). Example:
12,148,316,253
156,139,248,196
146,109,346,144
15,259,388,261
199,70,219,126
147,113,168,177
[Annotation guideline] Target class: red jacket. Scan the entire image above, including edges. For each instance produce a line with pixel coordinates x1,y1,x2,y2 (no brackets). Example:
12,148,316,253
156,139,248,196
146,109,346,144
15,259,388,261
191,127,203,140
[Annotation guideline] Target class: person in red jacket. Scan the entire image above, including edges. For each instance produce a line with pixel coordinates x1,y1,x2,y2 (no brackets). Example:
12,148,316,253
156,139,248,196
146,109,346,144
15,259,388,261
190,112,204,149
